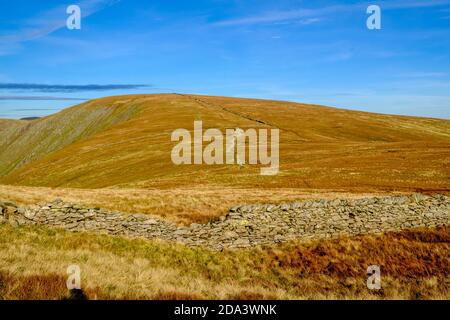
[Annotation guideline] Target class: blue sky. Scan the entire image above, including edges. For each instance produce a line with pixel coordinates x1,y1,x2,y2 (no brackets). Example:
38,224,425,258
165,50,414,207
1,0,450,119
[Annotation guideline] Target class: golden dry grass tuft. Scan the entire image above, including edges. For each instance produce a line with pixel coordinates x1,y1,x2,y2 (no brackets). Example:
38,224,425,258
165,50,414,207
0,223,448,300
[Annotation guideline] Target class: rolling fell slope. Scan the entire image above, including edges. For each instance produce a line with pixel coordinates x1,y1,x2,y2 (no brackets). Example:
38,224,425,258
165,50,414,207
0,94,449,192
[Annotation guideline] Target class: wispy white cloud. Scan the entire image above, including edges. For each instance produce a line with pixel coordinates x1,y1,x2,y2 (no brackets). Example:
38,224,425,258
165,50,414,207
0,83,150,92
213,0,450,27
213,6,348,27
386,0,450,9
394,72,448,78
0,0,119,44
0,96,87,101
298,18,321,25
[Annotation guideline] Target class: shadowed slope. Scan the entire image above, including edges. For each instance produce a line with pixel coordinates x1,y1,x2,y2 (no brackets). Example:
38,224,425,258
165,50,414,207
0,98,140,176
0,94,449,191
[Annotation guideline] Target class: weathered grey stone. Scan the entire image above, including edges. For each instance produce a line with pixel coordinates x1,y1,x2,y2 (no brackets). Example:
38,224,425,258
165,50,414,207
1,193,448,250
234,238,250,246
174,229,190,236
223,230,239,239
229,206,240,212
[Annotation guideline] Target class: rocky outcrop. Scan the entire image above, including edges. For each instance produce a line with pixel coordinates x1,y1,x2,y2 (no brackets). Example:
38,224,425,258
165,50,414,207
1,193,449,250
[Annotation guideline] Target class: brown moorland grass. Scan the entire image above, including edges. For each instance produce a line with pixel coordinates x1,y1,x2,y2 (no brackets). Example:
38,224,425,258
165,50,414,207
0,272,109,300
0,223,448,299
0,184,410,225
0,94,448,192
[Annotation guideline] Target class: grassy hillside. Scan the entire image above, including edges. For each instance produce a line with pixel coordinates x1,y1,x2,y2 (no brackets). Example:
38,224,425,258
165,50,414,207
0,94,449,192
0,94,448,301
0,98,139,177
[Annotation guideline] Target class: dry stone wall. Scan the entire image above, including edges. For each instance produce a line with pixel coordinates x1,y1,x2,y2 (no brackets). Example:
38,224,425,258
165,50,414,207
1,193,449,250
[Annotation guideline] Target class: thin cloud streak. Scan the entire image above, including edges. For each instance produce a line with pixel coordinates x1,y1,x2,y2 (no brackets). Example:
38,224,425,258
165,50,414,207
0,96,87,101
213,0,450,26
0,0,120,44
0,83,151,92
394,72,448,78
213,6,347,26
